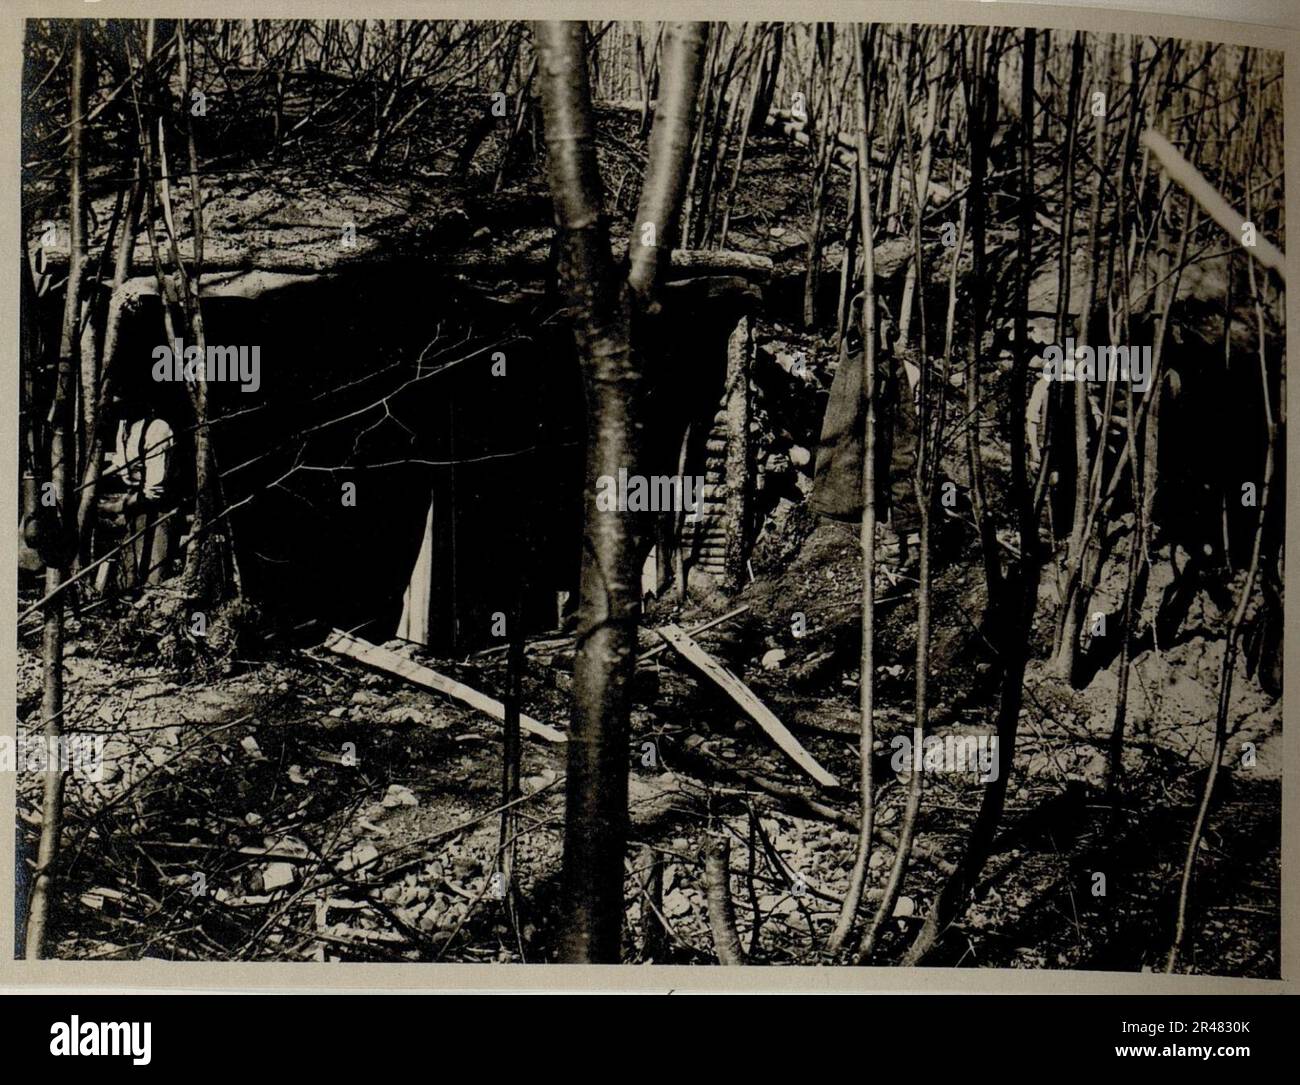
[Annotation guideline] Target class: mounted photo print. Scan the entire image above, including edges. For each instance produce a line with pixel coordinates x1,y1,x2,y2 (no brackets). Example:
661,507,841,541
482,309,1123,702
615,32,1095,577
0,0,1295,1017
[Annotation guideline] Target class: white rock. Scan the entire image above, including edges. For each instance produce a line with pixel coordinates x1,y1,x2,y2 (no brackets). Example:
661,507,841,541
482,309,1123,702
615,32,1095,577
663,888,692,917
381,706,423,725
261,862,296,891
382,784,419,808
337,842,380,873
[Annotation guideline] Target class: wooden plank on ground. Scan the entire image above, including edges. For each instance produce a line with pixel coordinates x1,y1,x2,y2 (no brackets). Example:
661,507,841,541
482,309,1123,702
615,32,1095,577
637,605,749,663
323,630,566,744
655,623,839,788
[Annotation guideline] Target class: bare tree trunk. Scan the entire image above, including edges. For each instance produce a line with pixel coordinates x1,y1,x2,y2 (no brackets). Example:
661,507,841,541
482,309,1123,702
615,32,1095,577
537,19,705,963
639,24,663,137
677,26,717,248
1166,180,1277,973
536,19,635,963
703,834,746,964
802,24,848,331
498,574,525,922
638,844,666,960
896,76,938,347
627,24,708,300
962,26,1004,605
493,55,537,193
695,27,748,247
828,25,878,955
717,27,767,249
834,170,860,355
859,495,930,962
903,28,1038,964
750,23,782,135
1048,33,1085,555
75,173,144,565
803,138,834,329
25,22,86,960
20,244,45,532
1104,38,1148,801
857,33,937,958
1054,35,1112,677
169,21,239,604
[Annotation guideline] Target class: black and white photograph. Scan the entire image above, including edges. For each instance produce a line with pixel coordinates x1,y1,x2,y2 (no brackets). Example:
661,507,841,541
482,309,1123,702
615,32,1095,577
4,0,1293,992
